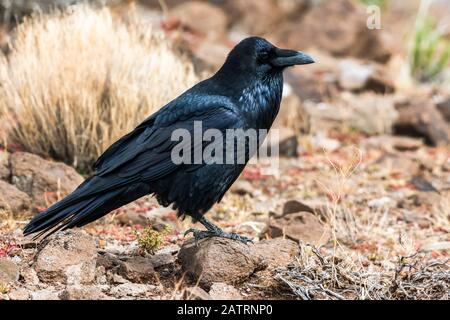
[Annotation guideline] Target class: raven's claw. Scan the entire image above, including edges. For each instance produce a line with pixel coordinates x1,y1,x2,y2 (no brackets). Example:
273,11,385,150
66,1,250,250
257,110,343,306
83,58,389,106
184,227,253,245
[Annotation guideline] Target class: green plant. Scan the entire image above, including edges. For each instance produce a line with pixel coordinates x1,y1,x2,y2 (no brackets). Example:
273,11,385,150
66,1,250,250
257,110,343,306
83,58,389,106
359,0,389,9
134,225,171,255
410,18,450,82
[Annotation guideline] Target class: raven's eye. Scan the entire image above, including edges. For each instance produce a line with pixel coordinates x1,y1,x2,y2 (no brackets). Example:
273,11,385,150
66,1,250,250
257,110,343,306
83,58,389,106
259,51,270,63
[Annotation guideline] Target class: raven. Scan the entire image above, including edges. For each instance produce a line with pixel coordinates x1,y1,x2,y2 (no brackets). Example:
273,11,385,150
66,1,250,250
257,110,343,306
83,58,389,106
23,37,314,243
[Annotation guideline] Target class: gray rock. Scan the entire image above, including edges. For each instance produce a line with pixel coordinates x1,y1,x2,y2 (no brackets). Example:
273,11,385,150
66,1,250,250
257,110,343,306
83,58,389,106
0,150,9,180
117,256,158,284
209,283,242,300
59,285,108,300
8,288,30,300
0,180,32,217
109,283,154,298
0,258,19,284
269,212,330,246
178,238,263,288
10,152,84,206
31,288,60,300
34,230,97,284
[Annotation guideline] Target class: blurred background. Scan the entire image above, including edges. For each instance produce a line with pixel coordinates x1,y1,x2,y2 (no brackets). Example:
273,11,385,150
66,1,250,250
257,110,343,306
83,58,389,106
0,0,449,300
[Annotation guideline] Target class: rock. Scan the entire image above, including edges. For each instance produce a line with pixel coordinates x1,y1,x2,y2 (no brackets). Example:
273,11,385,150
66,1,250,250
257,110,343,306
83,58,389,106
109,283,153,298
265,127,298,157
230,180,254,196
338,59,395,93
34,230,97,284
0,150,9,180
363,135,424,152
31,288,60,300
178,238,263,288
410,176,438,193
0,258,20,284
117,256,158,284
275,0,393,63
116,212,150,226
116,206,176,230
60,285,107,300
253,238,300,269
20,267,40,286
96,252,121,270
0,180,32,217
338,59,375,91
274,91,311,135
183,286,212,300
368,196,396,208
283,200,316,215
437,97,450,122
171,1,228,41
269,212,330,246
8,288,29,300
10,152,84,206
341,92,399,135
311,132,341,152
209,283,242,300
149,253,176,269
222,0,284,35
421,241,450,252
394,98,450,146
409,192,442,207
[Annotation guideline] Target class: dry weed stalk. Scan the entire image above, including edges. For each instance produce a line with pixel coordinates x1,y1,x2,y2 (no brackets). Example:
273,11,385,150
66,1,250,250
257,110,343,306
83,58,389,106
0,5,198,172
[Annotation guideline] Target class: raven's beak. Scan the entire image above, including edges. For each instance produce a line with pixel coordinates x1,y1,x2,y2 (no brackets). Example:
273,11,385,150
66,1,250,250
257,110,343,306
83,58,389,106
271,48,315,67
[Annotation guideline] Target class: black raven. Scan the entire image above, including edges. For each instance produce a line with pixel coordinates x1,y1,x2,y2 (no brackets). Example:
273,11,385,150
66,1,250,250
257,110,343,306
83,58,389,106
24,37,314,243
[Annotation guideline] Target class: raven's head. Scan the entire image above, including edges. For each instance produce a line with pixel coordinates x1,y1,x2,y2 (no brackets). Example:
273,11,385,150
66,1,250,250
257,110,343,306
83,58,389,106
220,37,314,79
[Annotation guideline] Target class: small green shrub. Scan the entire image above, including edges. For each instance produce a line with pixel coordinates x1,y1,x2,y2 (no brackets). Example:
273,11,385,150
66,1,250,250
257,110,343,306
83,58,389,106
134,225,171,255
410,18,450,82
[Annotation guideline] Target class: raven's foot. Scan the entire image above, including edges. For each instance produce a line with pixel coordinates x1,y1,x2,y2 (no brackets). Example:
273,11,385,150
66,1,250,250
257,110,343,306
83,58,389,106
184,228,253,245
184,215,253,245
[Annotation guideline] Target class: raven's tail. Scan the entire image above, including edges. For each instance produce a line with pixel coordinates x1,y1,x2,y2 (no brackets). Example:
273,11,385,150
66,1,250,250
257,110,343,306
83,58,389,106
23,179,150,239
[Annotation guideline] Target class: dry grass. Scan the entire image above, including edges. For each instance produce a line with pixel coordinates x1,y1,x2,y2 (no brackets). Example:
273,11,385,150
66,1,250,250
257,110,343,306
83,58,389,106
276,245,450,300
0,5,198,172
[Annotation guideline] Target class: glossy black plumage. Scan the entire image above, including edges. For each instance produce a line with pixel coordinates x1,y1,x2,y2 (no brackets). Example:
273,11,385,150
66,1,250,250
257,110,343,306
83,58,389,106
23,37,314,239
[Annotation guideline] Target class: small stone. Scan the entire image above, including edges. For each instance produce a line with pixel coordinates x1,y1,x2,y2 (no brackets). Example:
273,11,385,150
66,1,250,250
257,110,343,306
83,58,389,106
368,197,396,208
421,241,450,252
230,180,254,196
8,288,30,300
149,253,175,269
338,59,374,91
109,283,153,298
269,212,330,246
31,288,60,300
117,256,158,284
183,286,212,300
209,283,242,300
59,285,107,300
311,132,341,152
253,238,300,269
0,258,20,284
20,267,40,286
283,200,316,215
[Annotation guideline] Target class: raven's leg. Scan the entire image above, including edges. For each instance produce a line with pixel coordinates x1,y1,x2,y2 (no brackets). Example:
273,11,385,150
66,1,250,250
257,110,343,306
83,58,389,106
184,216,253,245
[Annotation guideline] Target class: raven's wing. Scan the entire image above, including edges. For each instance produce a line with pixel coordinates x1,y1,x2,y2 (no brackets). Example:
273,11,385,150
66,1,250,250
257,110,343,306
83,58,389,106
93,94,243,180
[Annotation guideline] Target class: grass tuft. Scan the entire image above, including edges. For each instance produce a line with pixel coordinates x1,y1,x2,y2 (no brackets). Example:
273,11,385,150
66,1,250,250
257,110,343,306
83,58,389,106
0,5,198,172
